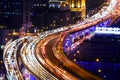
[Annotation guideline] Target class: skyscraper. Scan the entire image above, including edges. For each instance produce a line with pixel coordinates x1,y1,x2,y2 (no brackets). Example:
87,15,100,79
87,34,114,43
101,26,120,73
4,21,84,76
0,0,23,29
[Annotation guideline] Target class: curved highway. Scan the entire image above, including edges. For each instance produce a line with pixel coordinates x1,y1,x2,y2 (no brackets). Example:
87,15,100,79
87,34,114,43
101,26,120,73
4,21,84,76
3,0,120,80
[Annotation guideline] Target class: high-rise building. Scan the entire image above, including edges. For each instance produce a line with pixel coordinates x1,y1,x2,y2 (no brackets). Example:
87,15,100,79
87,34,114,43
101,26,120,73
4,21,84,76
65,0,86,19
0,0,23,29
21,0,32,33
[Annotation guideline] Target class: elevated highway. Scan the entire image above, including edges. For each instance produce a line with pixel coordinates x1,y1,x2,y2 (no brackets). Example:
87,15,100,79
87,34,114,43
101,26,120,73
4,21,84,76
3,0,120,80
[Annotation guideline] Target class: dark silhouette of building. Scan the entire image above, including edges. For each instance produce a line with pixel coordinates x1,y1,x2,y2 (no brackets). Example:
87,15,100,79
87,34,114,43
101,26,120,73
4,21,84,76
0,0,23,29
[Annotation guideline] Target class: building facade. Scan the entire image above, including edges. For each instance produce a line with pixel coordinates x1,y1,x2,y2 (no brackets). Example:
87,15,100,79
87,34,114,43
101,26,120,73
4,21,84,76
65,0,86,19
0,0,23,29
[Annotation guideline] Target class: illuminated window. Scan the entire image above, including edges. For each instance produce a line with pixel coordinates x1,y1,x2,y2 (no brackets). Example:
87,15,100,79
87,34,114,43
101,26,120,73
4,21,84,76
4,5,7,8
5,15,8,18
37,4,39,6
5,12,11,15
12,12,15,14
43,4,46,6
34,4,36,6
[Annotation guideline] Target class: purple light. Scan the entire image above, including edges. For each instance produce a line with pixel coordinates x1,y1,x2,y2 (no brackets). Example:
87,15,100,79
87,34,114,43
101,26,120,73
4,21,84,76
30,74,36,80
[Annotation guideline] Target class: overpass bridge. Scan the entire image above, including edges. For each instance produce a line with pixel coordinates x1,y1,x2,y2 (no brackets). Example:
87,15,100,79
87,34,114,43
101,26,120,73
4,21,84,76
3,0,120,80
